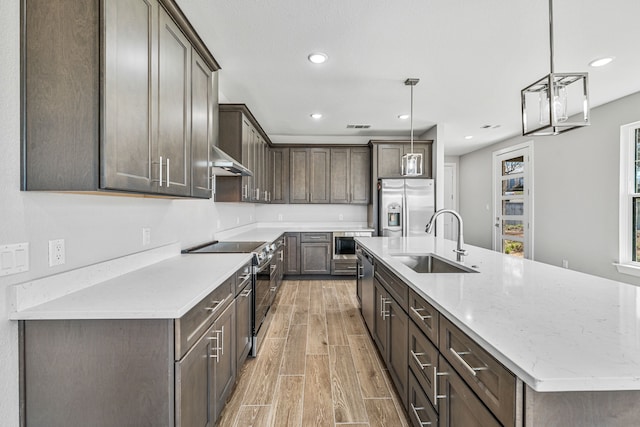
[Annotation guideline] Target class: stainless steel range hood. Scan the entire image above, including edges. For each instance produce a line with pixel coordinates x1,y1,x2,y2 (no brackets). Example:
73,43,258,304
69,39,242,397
210,145,253,176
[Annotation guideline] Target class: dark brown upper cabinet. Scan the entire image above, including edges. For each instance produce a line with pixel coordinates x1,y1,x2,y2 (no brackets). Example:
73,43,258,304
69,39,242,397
22,0,219,198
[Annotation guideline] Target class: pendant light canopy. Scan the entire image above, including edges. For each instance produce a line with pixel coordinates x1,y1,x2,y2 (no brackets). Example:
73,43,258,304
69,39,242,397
401,78,423,176
521,0,590,136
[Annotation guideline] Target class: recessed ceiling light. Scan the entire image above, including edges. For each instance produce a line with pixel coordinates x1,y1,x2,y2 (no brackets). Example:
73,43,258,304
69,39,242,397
589,57,614,67
398,114,410,120
464,135,473,140
310,113,323,119
308,53,328,64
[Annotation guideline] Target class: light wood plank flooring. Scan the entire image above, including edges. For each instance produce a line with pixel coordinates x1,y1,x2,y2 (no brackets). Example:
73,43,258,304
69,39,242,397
217,279,411,427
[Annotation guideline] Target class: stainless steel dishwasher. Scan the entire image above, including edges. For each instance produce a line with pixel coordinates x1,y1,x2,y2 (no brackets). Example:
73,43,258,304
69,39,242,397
356,244,374,335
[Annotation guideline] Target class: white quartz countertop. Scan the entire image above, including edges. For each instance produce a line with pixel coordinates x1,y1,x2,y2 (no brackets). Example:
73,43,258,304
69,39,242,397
11,253,252,320
355,236,640,393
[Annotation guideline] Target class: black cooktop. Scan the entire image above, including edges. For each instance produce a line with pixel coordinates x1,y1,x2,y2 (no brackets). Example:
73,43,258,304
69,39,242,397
182,241,266,254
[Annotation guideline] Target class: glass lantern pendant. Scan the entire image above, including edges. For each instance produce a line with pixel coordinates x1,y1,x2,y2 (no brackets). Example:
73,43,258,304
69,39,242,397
521,0,590,136
401,78,423,176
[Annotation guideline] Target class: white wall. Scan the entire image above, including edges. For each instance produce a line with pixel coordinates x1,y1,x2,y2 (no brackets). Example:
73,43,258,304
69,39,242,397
459,91,640,286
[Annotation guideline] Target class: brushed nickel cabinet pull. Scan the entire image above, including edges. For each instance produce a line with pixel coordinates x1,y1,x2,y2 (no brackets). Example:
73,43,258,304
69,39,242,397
410,350,431,370
166,157,170,187
159,156,163,186
410,403,432,426
410,306,432,321
449,347,489,377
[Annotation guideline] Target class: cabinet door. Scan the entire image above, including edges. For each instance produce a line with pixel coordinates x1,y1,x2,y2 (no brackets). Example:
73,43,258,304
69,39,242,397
241,119,252,201
350,147,370,204
330,148,350,203
284,233,300,274
249,126,258,201
300,243,331,274
235,283,252,369
175,325,214,427
387,297,409,409
372,279,388,357
309,148,330,203
377,144,403,178
290,148,309,203
103,0,158,193
437,356,501,427
156,8,191,196
270,148,289,203
190,51,213,198
212,302,236,421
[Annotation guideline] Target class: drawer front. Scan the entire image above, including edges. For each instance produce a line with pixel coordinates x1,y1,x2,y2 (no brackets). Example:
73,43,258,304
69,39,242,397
408,320,439,410
374,262,408,311
409,288,439,346
175,275,235,359
331,259,357,275
300,232,331,243
408,371,438,427
437,355,501,427
439,316,516,427
236,261,253,295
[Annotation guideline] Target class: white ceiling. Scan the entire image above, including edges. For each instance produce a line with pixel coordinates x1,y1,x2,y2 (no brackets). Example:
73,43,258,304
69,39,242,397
176,0,640,155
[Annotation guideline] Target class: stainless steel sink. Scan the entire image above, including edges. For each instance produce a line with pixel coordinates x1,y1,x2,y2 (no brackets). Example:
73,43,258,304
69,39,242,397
391,254,478,273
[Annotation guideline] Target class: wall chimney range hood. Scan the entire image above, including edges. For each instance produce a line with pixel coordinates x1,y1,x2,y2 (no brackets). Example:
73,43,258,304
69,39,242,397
210,145,253,176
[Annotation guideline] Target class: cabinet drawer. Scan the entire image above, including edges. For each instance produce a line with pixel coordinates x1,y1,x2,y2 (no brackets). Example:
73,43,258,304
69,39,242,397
331,259,357,275
175,275,235,359
409,321,439,410
300,232,331,243
408,371,438,427
439,316,516,427
235,261,253,295
374,262,408,311
409,288,439,346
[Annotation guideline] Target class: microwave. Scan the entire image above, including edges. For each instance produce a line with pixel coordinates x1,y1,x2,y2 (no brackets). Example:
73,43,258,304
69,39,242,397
333,231,372,259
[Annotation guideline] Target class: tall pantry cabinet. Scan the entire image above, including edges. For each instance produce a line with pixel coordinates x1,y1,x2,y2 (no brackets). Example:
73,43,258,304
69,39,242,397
22,0,220,198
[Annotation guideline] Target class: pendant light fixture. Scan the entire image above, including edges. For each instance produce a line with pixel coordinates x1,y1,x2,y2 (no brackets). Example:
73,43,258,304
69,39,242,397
521,0,590,136
401,78,422,176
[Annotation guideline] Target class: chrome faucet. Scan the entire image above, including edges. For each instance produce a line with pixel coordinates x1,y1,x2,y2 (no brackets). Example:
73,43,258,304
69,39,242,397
425,209,468,261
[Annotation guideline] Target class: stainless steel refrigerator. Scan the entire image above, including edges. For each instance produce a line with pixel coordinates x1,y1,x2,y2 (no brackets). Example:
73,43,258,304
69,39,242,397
378,178,435,237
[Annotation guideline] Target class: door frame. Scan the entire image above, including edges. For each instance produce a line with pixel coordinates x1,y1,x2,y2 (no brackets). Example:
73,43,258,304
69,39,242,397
491,141,534,259
443,162,458,240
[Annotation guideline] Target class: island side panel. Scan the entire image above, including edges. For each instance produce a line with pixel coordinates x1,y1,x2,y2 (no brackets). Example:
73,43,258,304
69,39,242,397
22,319,174,427
524,385,640,427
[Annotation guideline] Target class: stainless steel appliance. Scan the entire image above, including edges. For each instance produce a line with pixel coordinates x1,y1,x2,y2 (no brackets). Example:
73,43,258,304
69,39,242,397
378,178,435,237
182,240,274,356
333,231,373,259
356,244,374,334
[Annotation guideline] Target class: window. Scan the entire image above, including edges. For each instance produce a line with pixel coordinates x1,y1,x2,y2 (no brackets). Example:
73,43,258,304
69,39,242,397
616,121,640,276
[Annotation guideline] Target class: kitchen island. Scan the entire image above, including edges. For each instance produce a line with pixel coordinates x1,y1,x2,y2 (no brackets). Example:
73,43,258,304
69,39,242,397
355,235,640,426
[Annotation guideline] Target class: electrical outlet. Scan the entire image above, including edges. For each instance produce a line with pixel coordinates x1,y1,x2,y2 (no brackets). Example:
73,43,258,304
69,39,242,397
48,239,65,267
562,259,569,269
142,227,151,246
216,220,221,229
339,214,344,221
236,217,240,224
278,214,283,221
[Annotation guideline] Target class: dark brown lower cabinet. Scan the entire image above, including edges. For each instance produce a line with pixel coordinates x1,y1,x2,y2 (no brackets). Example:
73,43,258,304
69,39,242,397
437,355,501,427
284,233,300,275
373,277,408,408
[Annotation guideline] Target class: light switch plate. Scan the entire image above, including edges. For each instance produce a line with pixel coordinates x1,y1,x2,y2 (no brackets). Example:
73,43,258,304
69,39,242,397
0,243,29,276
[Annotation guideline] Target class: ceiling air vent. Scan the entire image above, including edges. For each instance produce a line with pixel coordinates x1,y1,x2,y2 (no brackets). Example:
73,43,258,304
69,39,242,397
347,124,371,129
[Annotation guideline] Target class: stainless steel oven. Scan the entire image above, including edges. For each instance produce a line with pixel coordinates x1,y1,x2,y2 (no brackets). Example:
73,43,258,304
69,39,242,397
333,231,372,259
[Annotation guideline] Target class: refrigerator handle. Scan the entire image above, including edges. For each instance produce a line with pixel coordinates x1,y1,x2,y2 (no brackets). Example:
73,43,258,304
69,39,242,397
403,192,408,236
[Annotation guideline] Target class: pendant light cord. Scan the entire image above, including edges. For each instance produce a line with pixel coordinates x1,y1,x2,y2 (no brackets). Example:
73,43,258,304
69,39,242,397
410,83,414,152
549,0,554,73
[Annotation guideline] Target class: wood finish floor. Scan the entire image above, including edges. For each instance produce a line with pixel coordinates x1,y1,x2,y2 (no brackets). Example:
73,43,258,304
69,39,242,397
217,279,411,427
